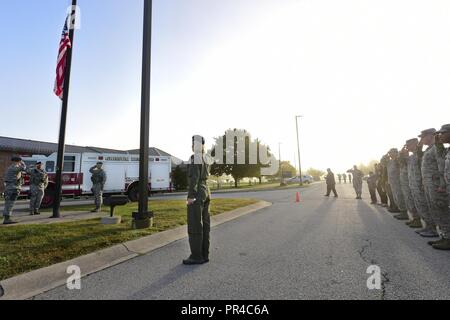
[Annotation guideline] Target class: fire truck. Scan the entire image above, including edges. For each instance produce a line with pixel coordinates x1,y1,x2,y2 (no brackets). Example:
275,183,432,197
21,152,173,208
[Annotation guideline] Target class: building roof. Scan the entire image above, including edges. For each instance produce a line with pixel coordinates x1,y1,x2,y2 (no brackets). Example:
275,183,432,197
127,148,172,157
0,136,126,155
127,148,185,167
0,136,178,162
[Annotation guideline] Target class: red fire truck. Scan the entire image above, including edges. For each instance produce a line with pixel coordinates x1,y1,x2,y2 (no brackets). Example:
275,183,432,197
21,152,173,208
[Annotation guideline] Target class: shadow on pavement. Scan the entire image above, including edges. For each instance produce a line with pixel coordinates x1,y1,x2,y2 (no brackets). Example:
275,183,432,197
126,264,200,300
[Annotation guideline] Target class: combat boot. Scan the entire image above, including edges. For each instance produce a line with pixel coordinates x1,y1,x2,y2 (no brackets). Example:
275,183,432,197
415,225,434,234
91,208,100,213
394,212,409,221
408,219,423,229
419,229,440,238
3,216,18,225
428,239,443,246
432,239,450,250
34,211,41,215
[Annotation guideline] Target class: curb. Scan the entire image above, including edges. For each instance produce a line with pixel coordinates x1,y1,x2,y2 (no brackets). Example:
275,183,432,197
165,184,315,197
0,200,272,300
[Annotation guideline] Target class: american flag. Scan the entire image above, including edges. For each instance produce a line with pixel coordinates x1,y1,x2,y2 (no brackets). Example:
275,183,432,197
54,16,72,100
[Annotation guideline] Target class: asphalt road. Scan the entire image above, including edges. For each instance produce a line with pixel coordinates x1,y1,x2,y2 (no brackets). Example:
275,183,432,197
35,183,450,300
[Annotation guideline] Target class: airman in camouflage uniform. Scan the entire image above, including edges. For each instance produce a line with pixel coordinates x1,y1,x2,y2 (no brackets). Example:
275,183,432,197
347,166,364,199
430,125,450,250
27,162,49,216
374,163,388,207
2,157,27,225
399,147,421,228
387,149,409,220
406,138,435,234
184,135,212,265
380,155,399,213
420,128,445,239
90,162,107,213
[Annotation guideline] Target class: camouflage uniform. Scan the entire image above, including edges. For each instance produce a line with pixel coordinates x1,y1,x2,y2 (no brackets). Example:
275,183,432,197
90,166,107,211
367,174,378,204
435,143,450,239
375,165,388,205
445,147,450,234
186,153,212,262
3,163,26,218
422,145,449,238
387,158,407,212
347,168,364,198
380,157,399,211
445,148,450,194
28,167,49,214
408,151,434,227
399,154,419,220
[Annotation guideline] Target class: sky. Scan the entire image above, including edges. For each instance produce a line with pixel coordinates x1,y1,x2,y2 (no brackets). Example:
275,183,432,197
1,0,450,173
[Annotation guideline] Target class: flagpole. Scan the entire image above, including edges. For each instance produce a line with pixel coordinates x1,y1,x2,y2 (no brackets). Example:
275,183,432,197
132,0,153,229
53,0,77,218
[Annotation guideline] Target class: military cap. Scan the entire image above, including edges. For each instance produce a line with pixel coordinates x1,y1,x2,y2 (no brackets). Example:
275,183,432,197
11,156,22,162
436,124,450,134
406,138,419,145
389,148,399,153
96,161,104,165
192,135,205,145
36,161,43,165
419,128,436,138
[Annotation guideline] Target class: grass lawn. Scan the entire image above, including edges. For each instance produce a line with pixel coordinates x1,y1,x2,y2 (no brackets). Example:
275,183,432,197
209,182,313,192
0,198,258,281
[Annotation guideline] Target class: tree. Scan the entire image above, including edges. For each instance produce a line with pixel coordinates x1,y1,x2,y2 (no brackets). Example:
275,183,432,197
210,129,272,188
306,168,326,182
356,160,378,175
171,165,188,191
274,161,297,179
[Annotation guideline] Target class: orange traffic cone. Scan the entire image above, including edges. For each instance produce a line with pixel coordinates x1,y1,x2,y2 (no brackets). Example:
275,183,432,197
296,192,301,203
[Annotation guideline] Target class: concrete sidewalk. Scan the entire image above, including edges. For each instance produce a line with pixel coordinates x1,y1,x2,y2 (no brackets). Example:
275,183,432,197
0,210,104,227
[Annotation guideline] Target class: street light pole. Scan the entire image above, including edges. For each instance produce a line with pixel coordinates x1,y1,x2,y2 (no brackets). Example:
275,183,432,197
279,143,283,185
132,0,153,229
295,116,303,186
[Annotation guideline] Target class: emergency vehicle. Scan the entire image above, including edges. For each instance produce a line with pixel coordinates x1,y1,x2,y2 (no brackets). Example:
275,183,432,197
21,152,173,208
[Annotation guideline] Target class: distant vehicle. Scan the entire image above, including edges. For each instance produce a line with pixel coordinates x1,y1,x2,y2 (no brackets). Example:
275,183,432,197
286,175,314,185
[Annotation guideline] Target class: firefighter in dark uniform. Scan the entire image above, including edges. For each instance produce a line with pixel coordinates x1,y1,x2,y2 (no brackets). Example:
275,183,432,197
183,135,212,265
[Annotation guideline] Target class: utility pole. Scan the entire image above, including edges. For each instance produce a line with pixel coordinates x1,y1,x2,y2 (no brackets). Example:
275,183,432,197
295,116,303,186
279,143,283,186
132,0,153,229
53,1,78,218
294,153,298,173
